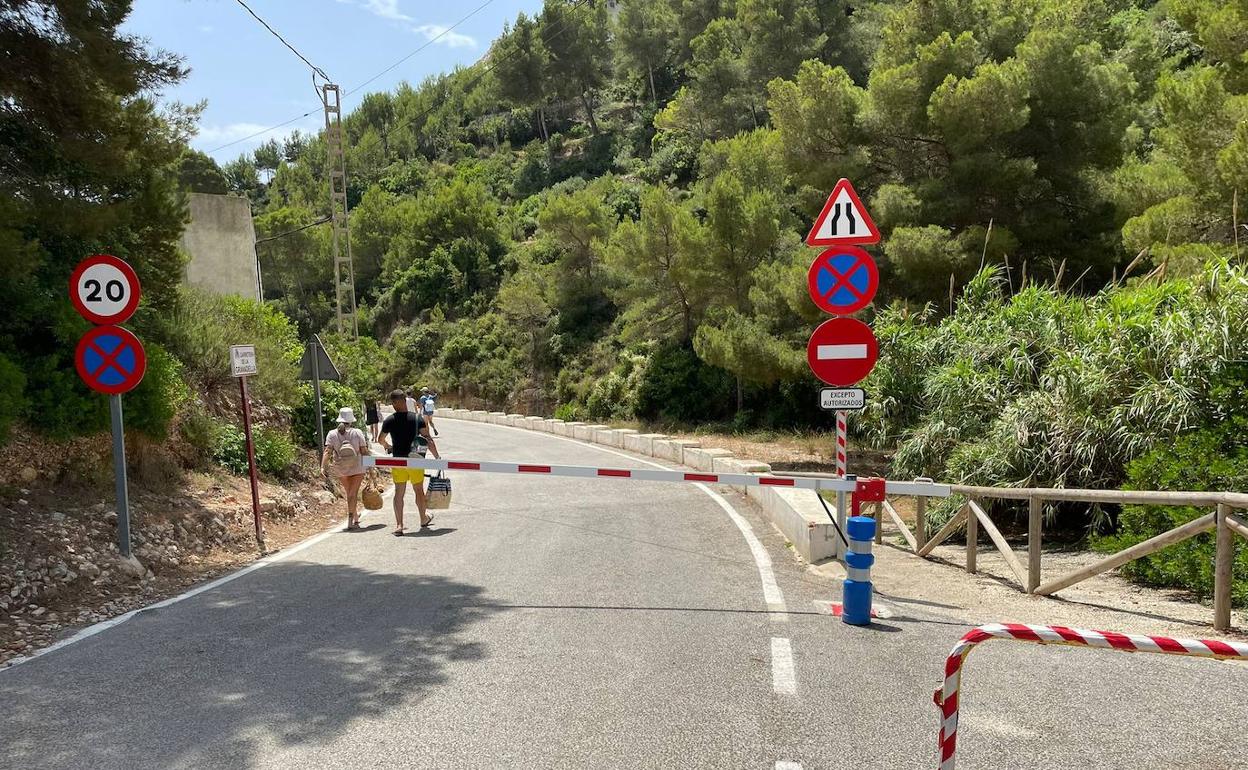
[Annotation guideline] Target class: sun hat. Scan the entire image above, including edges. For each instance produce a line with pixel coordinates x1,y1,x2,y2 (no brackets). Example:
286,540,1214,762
336,407,357,424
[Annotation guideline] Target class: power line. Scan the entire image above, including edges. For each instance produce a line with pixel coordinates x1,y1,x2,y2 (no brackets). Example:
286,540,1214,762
206,109,319,155
206,0,497,156
345,0,497,97
233,0,330,81
254,216,332,244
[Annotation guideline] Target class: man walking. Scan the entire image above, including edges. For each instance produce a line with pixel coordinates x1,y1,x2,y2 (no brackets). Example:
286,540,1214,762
379,389,440,535
418,386,438,436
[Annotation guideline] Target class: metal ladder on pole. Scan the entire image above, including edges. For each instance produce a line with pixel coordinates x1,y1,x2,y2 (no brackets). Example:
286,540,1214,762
322,83,359,338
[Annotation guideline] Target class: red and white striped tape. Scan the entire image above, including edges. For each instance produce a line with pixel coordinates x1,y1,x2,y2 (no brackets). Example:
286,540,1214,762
362,456,950,497
935,623,1248,769
836,411,847,478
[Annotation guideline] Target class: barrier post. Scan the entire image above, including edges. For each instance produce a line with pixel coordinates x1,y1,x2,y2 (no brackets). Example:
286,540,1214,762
843,515,876,625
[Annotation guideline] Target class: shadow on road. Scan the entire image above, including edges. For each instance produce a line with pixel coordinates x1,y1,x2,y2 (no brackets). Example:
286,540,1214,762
0,561,499,769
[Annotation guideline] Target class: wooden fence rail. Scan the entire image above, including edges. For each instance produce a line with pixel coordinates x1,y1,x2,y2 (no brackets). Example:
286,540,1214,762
788,476,1248,632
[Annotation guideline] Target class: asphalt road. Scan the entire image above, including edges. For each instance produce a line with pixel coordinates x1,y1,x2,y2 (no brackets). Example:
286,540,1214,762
1,418,1245,769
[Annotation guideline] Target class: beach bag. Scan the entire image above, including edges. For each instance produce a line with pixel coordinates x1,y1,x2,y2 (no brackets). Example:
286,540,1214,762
361,470,384,510
426,471,452,509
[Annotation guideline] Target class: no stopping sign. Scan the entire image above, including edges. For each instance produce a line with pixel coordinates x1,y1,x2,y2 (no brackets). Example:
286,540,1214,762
69,254,141,325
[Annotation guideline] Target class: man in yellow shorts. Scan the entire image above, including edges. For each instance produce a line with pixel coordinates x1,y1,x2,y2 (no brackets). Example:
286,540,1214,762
379,389,440,535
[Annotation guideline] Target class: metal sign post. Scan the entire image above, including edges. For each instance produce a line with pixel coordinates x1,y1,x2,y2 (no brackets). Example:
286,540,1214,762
297,335,341,446
69,254,144,562
231,345,264,551
109,395,131,558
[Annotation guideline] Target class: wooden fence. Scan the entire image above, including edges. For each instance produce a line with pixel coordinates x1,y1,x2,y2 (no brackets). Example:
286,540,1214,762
775,473,1248,632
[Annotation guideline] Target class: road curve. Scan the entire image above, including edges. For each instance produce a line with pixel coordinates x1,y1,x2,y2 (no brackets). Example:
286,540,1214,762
1,418,1245,769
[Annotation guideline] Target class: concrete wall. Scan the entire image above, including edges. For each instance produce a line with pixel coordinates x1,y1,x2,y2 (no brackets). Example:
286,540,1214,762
181,193,261,301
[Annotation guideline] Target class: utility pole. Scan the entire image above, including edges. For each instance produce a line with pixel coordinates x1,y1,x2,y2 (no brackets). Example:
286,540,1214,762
321,83,359,339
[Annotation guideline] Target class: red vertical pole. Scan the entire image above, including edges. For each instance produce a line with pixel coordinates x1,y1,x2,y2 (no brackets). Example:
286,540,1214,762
239,375,264,550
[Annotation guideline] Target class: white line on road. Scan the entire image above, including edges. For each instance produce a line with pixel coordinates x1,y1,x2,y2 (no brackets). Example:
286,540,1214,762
775,762,804,770
771,637,797,695
475,421,791,621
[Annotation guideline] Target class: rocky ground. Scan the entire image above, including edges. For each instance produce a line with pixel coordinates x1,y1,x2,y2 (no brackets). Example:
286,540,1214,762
0,443,351,666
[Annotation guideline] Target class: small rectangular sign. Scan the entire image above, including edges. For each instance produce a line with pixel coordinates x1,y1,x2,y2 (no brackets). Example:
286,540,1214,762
820,388,866,411
230,345,258,377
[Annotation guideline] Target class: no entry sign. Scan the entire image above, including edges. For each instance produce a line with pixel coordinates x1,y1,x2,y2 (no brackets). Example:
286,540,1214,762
69,254,141,325
807,318,878,387
75,325,147,395
807,246,878,315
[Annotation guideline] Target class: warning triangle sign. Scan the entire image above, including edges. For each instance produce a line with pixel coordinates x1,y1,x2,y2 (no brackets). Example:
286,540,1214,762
805,178,880,247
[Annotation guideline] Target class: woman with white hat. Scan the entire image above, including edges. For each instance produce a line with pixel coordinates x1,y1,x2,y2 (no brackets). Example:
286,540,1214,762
321,407,371,530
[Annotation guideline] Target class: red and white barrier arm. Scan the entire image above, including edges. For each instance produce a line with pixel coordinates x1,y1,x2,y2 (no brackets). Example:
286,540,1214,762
935,623,1248,770
362,456,951,497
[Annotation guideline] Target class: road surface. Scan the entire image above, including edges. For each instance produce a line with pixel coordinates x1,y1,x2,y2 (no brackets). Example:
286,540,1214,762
1,418,1245,768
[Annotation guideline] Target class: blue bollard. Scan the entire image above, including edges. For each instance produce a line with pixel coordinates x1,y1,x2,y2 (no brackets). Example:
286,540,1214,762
842,515,876,625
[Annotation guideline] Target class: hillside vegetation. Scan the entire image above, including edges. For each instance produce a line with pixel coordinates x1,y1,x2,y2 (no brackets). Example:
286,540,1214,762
2,1,1246,599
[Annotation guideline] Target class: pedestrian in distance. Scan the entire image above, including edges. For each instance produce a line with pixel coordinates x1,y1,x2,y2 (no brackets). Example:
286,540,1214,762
322,407,370,531
379,388,440,535
365,397,381,442
418,386,439,436
405,387,418,415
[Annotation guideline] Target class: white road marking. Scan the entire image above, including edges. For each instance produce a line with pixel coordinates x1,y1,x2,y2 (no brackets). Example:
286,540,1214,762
469,420,790,620
816,343,867,360
1,452,395,673
771,637,797,695
775,762,804,770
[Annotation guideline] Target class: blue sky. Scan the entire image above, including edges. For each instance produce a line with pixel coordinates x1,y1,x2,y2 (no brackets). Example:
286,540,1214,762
124,0,543,162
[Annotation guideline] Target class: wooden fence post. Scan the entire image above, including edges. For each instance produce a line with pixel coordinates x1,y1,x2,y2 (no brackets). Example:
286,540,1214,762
876,501,884,545
1215,504,1234,632
966,497,978,574
915,497,927,551
1028,497,1043,594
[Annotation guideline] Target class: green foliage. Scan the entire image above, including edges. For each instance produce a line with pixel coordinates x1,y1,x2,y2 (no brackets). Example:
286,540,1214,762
0,354,27,442
1095,418,1248,606
254,427,298,477
635,341,734,424
292,381,362,449
212,424,250,476
155,289,301,412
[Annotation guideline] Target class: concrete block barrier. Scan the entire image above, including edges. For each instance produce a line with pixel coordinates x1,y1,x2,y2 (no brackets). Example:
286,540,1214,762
685,447,734,472
607,428,637,448
767,487,839,562
556,421,583,437
653,439,699,464
713,457,772,494
637,433,667,456
542,419,561,433
574,423,607,442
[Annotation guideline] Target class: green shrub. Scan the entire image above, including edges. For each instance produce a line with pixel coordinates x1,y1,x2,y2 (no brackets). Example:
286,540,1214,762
210,422,297,477
254,427,297,477
212,424,249,475
1094,417,1248,606
124,343,188,440
634,341,734,424
553,402,584,422
179,407,218,461
292,381,361,448
0,353,27,443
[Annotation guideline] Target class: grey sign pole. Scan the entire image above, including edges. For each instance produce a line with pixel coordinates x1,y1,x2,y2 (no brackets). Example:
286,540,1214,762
311,340,324,446
109,394,131,558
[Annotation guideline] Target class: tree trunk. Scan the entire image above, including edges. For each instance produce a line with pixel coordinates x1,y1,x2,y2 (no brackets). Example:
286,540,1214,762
647,63,657,103
537,106,549,142
580,88,600,135
736,376,744,411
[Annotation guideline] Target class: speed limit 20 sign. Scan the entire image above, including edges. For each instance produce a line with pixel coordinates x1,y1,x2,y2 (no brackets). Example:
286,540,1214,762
69,254,141,325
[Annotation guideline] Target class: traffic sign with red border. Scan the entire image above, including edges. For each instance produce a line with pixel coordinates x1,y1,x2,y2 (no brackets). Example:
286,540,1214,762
75,326,147,395
807,318,879,387
69,254,142,325
807,246,878,315
805,178,881,247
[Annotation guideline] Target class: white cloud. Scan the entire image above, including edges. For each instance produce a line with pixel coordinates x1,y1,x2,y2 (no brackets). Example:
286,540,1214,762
198,25,213,34
362,0,412,22
193,116,323,157
195,123,276,145
413,24,477,48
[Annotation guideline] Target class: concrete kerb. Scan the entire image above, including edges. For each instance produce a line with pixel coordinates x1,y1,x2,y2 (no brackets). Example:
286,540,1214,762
685,447,734,472
439,412,840,564
574,423,608,442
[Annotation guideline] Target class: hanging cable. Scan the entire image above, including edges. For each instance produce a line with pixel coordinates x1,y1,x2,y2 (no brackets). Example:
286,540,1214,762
346,0,497,97
233,0,331,81
254,217,332,244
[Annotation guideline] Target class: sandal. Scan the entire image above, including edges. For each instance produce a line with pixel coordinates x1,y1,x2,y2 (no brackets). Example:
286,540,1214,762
393,527,405,536
420,515,434,528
